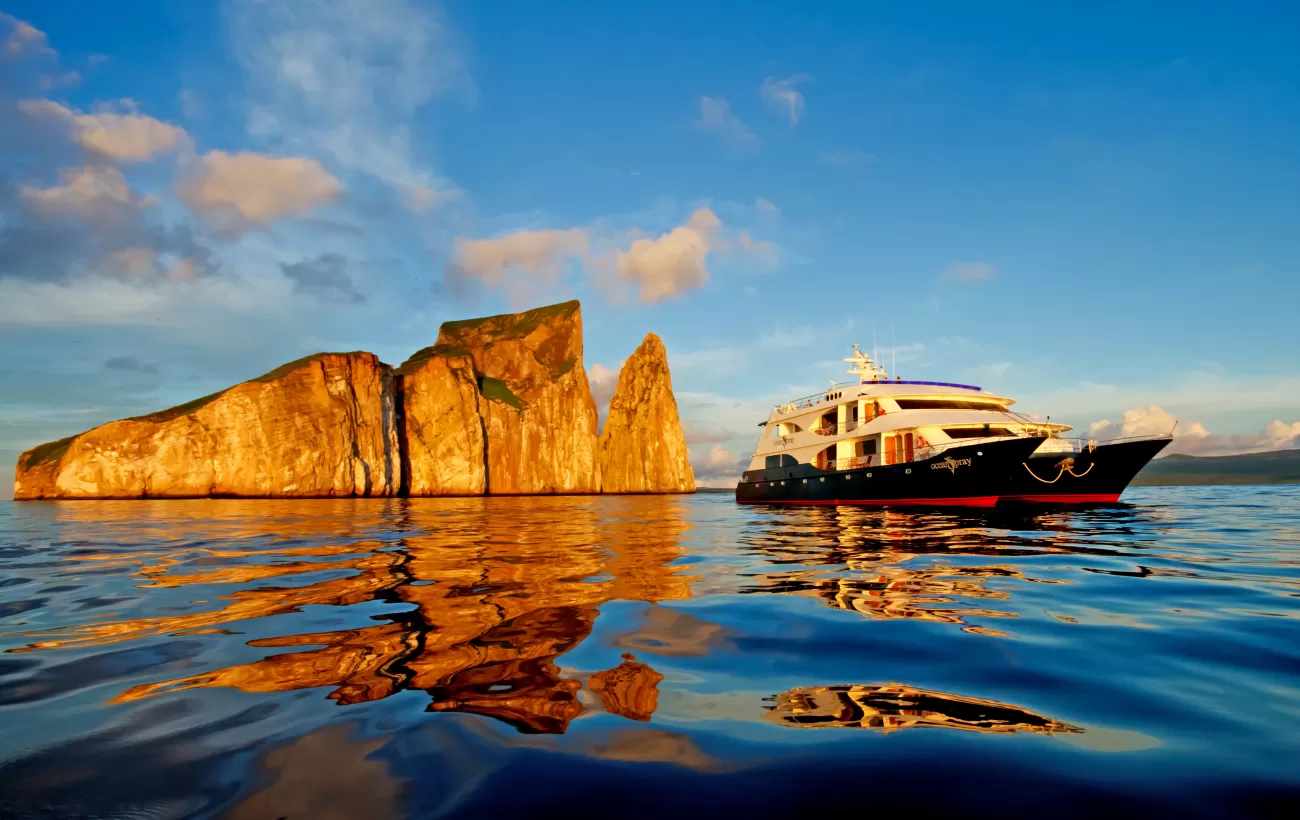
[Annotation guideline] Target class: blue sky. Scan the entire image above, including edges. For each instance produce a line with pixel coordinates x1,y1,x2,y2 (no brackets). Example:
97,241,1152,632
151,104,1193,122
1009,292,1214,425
2,0,1298,483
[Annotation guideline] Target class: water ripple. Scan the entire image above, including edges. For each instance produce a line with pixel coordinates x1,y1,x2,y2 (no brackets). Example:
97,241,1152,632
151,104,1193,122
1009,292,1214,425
1,487,1299,818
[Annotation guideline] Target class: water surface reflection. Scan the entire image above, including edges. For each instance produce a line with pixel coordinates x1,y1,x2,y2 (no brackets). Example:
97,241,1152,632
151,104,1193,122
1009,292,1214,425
2,490,1298,818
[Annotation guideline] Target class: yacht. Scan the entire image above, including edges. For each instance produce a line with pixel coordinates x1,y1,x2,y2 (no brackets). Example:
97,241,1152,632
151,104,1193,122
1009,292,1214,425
735,346,1171,507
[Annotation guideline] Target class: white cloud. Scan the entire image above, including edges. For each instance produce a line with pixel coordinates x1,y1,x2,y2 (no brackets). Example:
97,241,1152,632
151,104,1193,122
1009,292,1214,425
942,261,996,281
755,197,779,215
1087,405,1300,456
19,99,189,163
450,207,772,304
21,165,152,218
2,12,54,59
452,228,590,286
692,444,740,480
588,361,622,417
228,0,467,211
760,74,809,125
615,207,720,303
178,150,342,229
695,96,757,146
104,248,202,282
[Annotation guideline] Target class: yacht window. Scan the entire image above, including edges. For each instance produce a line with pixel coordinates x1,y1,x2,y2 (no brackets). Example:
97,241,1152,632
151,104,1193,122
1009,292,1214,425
895,399,1005,411
943,426,1014,439
856,439,878,456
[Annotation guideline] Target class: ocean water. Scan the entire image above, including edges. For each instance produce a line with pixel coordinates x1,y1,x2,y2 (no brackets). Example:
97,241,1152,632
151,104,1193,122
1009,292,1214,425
0,487,1298,818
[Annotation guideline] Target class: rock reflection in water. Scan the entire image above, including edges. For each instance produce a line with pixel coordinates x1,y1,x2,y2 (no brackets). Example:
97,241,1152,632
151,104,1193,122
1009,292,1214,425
16,497,690,734
765,683,1082,735
8,498,1128,738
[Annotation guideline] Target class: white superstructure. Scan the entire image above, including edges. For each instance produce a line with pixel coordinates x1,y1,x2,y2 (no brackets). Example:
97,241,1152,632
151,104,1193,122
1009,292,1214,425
748,345,1073,473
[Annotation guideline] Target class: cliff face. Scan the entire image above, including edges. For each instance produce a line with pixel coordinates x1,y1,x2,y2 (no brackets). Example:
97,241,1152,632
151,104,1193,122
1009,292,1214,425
396,353,485,496
13,353,398,499
415,300,600,495
598,333,695,493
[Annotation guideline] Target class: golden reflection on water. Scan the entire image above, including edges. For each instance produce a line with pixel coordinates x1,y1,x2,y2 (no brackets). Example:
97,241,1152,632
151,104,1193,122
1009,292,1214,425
8,497,1085,735
765,683,1083,735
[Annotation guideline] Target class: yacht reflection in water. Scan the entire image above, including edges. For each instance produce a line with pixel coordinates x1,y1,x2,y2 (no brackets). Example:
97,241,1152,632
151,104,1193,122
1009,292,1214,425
766,684,1082,735
8,497,1101,736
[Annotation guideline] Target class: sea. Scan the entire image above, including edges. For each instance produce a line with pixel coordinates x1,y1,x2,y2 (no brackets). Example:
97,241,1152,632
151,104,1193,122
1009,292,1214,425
0,487,1297,819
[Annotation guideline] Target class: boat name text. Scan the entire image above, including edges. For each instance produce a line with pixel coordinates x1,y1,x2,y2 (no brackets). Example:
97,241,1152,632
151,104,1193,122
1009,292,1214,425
932,456,973,473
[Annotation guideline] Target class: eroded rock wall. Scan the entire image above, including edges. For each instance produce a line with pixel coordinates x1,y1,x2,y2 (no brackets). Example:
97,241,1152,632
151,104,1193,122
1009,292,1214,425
13,353,398,499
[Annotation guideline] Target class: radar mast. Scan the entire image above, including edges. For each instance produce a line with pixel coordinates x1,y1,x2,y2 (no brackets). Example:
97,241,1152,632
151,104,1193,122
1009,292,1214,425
844,344,889,383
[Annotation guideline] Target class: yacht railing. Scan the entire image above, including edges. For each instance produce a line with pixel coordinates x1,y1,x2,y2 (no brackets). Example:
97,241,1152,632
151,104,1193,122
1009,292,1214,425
774,380,987,415
812,419,869,436
1031,433,1174,453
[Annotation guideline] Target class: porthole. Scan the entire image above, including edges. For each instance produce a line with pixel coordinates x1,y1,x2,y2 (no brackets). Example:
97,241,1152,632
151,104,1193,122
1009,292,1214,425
802,479,807,483
905,468,912,475
977,451,983,456
866,472,872,478
819,477,825,482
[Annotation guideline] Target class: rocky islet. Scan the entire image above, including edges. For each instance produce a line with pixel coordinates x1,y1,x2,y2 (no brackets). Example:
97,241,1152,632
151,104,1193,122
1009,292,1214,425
13,301,694,499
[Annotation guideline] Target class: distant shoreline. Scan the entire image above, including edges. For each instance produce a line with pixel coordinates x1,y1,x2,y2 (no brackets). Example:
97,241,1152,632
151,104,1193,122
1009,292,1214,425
1132,448,1300,487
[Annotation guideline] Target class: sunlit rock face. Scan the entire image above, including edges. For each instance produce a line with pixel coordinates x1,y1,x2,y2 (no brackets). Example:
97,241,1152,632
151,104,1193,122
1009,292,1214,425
598,332,695,493
13,353,398,499
396,352,485,496
423,300,600,495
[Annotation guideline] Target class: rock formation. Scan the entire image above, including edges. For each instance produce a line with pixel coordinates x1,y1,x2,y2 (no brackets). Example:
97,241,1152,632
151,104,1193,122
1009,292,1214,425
395,352,485,496
13,353,398,499
598,333,695,493
403,300,601,495
13,300,699,500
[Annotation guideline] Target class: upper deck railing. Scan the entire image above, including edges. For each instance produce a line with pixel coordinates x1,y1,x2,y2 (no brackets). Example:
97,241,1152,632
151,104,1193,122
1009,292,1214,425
775,379,986,414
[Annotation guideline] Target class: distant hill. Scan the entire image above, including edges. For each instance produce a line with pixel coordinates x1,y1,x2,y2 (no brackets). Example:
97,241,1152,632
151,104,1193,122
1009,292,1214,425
1133,448,1300,486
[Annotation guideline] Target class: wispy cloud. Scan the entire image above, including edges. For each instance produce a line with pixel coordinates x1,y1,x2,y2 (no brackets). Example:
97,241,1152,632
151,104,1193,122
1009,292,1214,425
942,261,996,282
1089,406,1300,456
695,96,758,147
760,74,809,125
1,12,55,59
755,197,779,215
227,0,469,211
20,98,190,163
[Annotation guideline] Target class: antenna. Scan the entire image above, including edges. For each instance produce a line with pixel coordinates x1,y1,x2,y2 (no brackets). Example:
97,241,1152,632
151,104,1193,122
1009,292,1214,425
872,325,877,364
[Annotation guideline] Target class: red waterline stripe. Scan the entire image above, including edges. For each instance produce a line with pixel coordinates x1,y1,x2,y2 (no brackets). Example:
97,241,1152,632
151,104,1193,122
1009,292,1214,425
741,496,1000,508
1000,493,1121,504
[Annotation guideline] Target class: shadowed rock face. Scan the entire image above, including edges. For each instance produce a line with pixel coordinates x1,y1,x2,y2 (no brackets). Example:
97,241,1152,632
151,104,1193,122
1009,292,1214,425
413,300,601,495
13,353,398,499
396,353,485,496
598,333,695,493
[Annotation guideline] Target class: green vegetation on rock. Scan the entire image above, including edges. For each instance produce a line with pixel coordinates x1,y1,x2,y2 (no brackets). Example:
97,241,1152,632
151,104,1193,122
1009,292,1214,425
437,300,579,342
21,435,76,471
479,376,524,410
